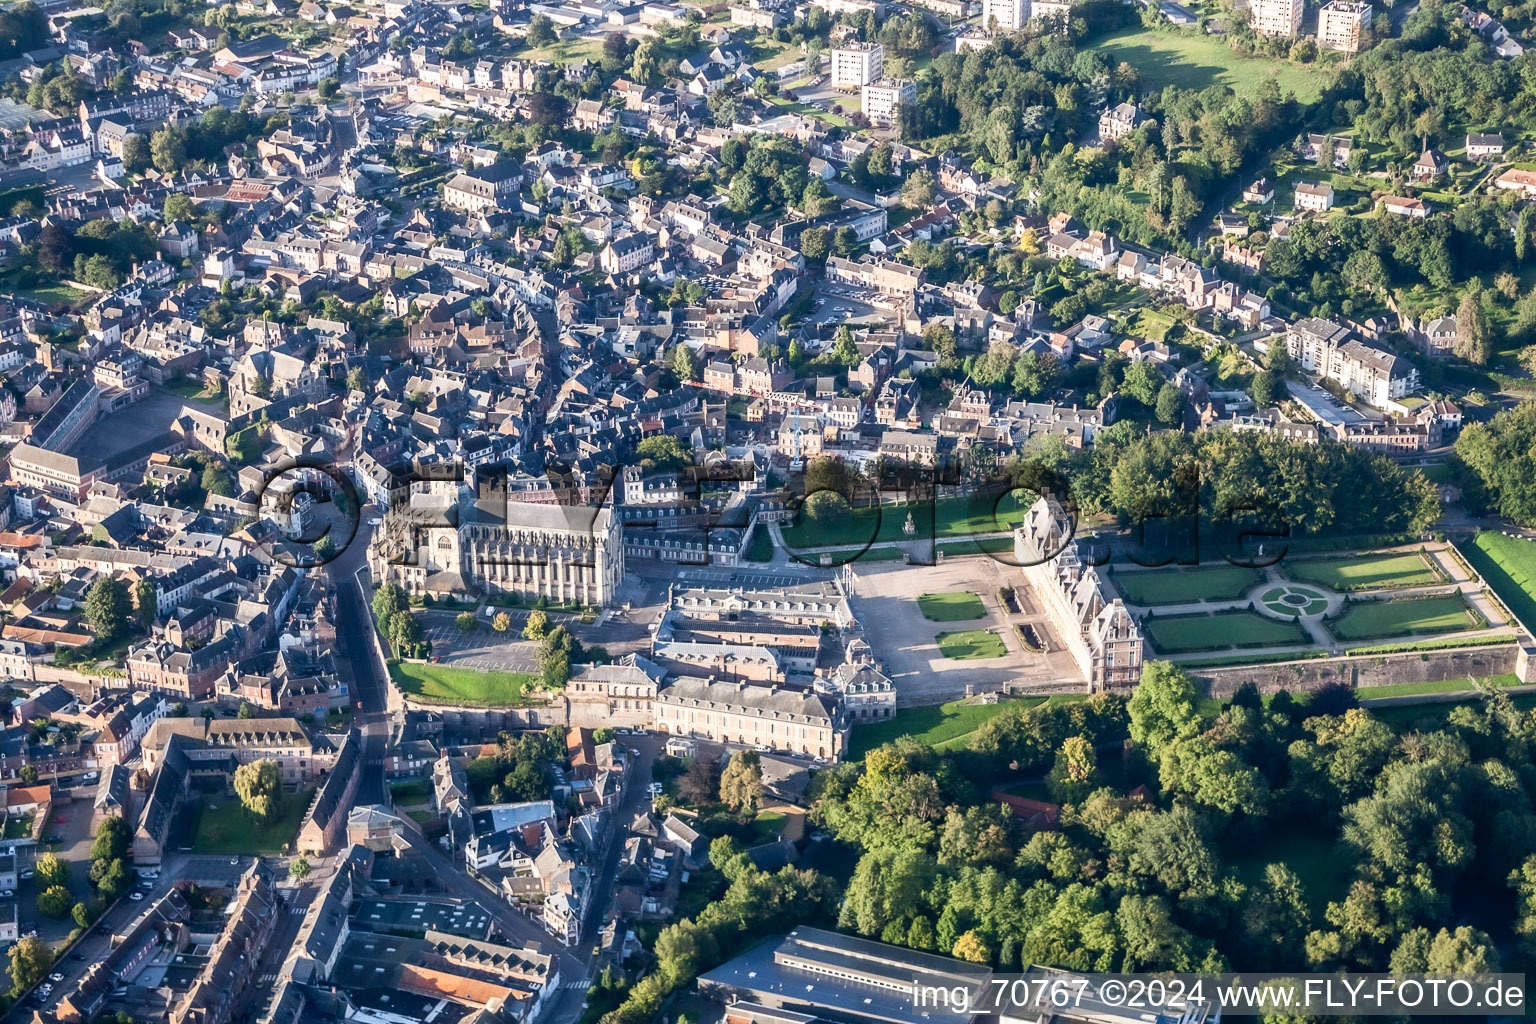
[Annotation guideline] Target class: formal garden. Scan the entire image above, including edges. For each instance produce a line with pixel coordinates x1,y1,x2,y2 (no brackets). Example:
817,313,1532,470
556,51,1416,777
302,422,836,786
1283,551,1445,591
1145,609,1310,654
1327,594,1485,641
1111,564,1263,605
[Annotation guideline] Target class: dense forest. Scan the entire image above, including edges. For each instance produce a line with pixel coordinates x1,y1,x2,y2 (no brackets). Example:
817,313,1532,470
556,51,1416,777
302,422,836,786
596,669,1536,1024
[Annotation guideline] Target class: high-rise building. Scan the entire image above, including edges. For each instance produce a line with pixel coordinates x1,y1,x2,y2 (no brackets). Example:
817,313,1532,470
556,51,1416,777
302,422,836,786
1317,0,1371,50
1251,0,1304,37
829,42,882,88
983,0,1030,31
860,78,915,125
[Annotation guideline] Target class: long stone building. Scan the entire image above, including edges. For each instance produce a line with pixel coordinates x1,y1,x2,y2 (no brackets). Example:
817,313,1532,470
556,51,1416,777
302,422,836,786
1014,496,1145,691
370,486,624,607
652,677,848,760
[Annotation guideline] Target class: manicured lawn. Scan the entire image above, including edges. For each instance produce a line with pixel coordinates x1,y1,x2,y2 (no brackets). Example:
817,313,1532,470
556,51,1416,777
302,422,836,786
1112,565,1262,605
1147,611,1308,653
0,268,90,308
935,629,1007,660
740,811,787,847
779,495,1031,550
917,591,986,621
3,813,32,839
1329,595,1479,640
1284,552,1441,591
937,536,1015,556
849,697,1042,758
1463,531,1536,633
190,791,312,855
389,661,541,706
1093,25,1326,102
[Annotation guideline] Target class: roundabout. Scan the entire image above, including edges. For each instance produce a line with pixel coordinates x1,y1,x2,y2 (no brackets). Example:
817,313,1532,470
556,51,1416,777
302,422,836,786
1258,583,1330,618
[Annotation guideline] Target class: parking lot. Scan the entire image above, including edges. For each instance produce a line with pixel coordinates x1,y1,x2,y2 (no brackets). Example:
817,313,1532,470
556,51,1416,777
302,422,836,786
672,568,817,589
419,609,541,674
11,793,98,948
800,281,890,332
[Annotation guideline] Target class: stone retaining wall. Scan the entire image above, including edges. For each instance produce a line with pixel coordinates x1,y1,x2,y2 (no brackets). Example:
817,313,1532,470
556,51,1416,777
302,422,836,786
1184,644,1526,697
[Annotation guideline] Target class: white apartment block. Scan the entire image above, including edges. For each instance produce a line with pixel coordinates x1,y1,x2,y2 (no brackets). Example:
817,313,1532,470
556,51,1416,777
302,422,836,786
830,42,882,89
1317,0,1371,50
983,0,1030,31
1251,0,1304,37
860,78,914,125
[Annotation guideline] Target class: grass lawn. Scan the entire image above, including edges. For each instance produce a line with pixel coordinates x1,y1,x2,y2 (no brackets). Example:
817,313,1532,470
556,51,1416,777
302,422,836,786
3,813,32,839
1367,685,1533,731
1093,25,1325,102
917,591,986,621
1284,552,1441,591
741,811,787,847
1111,565,1262,605
1228,827,1354,918
849,697,1041,758
191,791,312,855
764,93,850,127
1463,531,1536,632
0,268,90,308
780,495,1032,550
1355,678,1480,699
1147,611,1308,653
161,375,216,399
936,629,1007,660
937,536,1015,556
389,661,541,706
1329,595,1480,640
389,778,432,803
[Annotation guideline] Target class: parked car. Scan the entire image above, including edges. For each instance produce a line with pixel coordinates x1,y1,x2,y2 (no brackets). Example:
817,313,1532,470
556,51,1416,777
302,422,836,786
48,973,63,982
128,892,144,901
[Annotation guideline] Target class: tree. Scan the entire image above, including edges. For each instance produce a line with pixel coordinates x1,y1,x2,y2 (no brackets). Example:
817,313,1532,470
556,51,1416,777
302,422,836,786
346,367,368,392
527,13,557,45
233,759,282,822
1154,383,1183,425
19,765,37,785
373,582,407,625
832,325,859,367
237,701,255,719
538,625,575,690
317,76,339,100
677,758,721,805
492,611,512,632
289,856,311,881
456,612,477,632
90,817,129,864
122,132,150,173
84,577,130,644
1129,661,1199,758
952,930,990,963
71,902,92,929
35,852,68,890
150,126,188,173
900,168,936,210
1047,735,1099,804
523,608,548,640
637,434,692,469
1251,369,1276,407
8,935,49,995
93,857,128,899
36,885,72,919
671,343,703,382
1121,361,1161,406
132,578,157,629
1455,292,1491,366
388,610,423,657
719,750,764,814
800,226,831,262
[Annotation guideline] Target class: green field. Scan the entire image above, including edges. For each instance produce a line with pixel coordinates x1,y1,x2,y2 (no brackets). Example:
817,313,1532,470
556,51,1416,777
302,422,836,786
1329,595,1480,640
849,697,1041,757
1112,565,1263,605
1354,678,1481,699
1093,25,1326,102
389,661,541,706
1284,552,1441,591
190,790,312,855
389,778,432,802
918,591,986,621
779,496,1031,550
936,629,1008,660
1229,827,1354,918
1463,531,1536,633
1147,611,1309,653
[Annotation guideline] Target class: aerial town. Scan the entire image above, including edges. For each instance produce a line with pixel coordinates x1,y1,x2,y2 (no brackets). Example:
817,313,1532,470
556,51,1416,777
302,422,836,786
0,0,1533,1019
